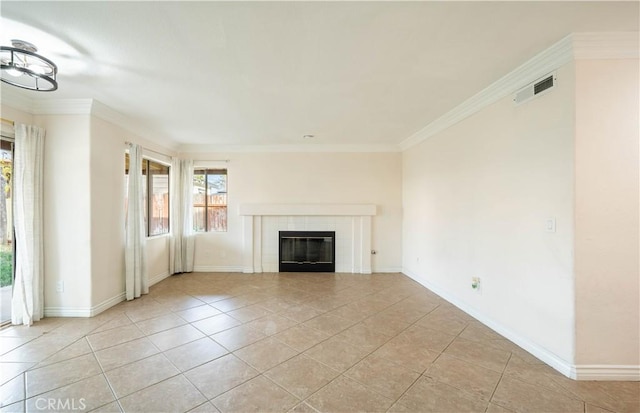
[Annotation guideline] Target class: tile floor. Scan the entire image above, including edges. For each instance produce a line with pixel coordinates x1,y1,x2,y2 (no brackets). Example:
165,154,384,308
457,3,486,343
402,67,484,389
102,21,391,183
0,272,638,413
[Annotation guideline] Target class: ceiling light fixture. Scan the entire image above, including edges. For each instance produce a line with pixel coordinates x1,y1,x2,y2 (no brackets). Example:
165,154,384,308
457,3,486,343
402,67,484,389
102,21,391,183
1,39,58,91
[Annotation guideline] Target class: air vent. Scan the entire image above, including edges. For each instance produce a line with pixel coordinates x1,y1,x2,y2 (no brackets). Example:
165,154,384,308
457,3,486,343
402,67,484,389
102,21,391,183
513,72,557,105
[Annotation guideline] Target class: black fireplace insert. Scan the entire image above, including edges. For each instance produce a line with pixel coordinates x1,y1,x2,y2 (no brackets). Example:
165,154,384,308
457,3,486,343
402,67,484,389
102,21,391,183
279,231,335,272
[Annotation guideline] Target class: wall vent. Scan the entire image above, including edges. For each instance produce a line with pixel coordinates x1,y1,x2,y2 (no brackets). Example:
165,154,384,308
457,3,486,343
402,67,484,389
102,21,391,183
513,72,557,105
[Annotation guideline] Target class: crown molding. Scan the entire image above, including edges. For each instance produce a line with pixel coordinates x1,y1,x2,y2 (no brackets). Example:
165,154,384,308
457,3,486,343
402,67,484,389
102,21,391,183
572,32,639,60
0,89,180,151
34,98,93,115
399,34,575,151
178,143,401,154
399,31,639,151
0,84,35,113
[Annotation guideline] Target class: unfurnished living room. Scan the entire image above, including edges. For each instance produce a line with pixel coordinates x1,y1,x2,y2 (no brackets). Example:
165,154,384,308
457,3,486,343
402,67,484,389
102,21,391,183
0,1,638,412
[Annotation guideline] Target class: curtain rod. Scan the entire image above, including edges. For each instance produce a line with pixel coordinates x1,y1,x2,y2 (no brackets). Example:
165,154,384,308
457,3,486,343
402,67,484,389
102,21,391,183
124,141,172,159
1,117,15,126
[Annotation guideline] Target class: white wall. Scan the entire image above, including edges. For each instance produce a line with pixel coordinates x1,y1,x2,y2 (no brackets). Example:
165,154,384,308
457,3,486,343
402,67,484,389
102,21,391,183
0,105,33,127
574,58,640,368
89,115,174,310
402,63,576,365
183,151,403,273
35,114,94,313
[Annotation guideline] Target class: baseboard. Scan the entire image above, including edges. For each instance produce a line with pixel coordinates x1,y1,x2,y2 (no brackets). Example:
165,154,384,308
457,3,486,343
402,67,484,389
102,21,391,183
91,292,126,316
573,365,640,381
44,271,168,319
44,307,93,318
44,291,126,318
402,268,575,379
372,267,403,273
193,265,244,273
149,270,171,286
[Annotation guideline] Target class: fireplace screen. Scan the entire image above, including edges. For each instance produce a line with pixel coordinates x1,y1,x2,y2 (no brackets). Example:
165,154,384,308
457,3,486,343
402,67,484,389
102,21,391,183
279,231,335,272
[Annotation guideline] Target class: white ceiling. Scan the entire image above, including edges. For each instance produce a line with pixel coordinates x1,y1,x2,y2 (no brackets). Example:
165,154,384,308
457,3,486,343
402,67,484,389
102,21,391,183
1,1,638,149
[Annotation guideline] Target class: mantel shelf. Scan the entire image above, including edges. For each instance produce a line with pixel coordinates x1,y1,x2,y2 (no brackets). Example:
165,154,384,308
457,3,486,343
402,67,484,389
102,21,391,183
239,203,376,216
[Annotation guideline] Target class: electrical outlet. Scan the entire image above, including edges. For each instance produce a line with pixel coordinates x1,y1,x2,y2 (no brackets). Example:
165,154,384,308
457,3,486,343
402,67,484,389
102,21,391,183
471,277,481,291
56,280,64,293
545,218,556,233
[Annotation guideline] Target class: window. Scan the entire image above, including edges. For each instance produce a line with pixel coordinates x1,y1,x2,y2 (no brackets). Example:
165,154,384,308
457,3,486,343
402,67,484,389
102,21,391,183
193,169,227,232
125,153,170,236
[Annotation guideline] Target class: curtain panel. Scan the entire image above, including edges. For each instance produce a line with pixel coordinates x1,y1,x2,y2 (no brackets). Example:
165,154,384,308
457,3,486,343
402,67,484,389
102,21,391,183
11,124,45,325
125,143,148,300
170,158,195,274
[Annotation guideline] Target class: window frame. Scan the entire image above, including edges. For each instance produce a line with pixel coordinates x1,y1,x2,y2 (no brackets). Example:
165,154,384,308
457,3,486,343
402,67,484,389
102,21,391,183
193,168,228,233
125,152,171,238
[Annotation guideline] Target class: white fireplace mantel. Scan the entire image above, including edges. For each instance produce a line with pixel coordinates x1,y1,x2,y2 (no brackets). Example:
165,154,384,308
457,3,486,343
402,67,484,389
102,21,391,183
239,203,377,274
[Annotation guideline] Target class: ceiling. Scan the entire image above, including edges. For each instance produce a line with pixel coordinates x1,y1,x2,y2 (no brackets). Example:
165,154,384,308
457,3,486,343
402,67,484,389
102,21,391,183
1,1,638,150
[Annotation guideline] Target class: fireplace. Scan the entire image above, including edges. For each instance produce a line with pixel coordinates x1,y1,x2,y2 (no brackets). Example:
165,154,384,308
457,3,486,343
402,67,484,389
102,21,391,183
279,231,335,272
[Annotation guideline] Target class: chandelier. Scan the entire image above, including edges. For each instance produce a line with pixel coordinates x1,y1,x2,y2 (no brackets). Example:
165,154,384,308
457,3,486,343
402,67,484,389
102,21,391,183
0,39,58,91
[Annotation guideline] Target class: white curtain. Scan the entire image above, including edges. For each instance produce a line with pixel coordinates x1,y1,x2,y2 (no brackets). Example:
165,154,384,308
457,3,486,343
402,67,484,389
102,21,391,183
169,158,195,274
12,124,45,326
125,143,148,300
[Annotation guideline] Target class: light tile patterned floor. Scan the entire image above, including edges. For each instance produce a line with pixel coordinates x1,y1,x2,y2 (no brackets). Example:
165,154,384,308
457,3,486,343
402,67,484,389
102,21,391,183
0,272,638,413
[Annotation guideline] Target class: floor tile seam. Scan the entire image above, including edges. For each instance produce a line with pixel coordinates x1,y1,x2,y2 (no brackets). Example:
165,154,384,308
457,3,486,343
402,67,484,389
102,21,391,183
436,349,510,377
86,333,148,354
483,352,513,408
0,330,43,341
497,374,592,406
26,336,91,371
191,320,242,338
340,365,419,404
224,306,277,324
136,318,190,336
419,366,498,405
84,314,133,337
595,384,639,406
548,380,622,411
300,327,403,383
275,311,321,324
198,370,262,405
29,348,96,374
0,336,40,357
23,370,106,401
104,364,183,401
292,373,344,411
93,336,166,374
303,371,396,412
382,374,424,413
84,344,123,408
172,348,230,375
148,331,208,353
422,311,473,371
123,309,176,325
267,326,331,352
301,312,360,335
166,371,213,409
0,399,24,412
207,334,261,354
230,339,300,372
210,297,269,313
172,307,223,325
258,371,309,404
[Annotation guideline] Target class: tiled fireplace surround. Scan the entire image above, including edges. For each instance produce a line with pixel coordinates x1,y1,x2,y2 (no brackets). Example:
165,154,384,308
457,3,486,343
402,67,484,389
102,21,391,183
239,204,376,274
